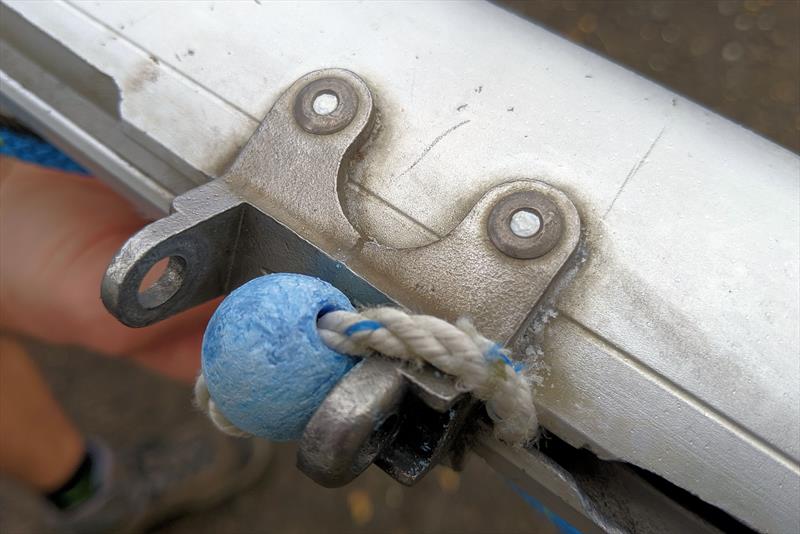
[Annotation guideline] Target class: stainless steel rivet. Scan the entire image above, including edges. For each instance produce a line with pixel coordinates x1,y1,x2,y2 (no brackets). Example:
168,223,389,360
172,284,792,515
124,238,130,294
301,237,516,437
294,77,358,135
488,191,563,259
312,92,339,115
509,209,542,238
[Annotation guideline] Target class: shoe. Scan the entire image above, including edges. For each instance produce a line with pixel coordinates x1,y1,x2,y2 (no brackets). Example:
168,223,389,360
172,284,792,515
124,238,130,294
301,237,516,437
51,424,271,534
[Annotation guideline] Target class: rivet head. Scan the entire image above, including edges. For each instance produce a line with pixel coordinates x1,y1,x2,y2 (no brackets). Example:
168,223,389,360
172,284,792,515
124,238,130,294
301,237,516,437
509,209,542,238
312,92,339,115
488,191,563,259
294,78,358,135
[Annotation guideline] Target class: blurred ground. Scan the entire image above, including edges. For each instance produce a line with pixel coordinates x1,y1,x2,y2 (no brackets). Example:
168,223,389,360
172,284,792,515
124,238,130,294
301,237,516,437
1,1,798,534
501,0,800,152
0,342,553,534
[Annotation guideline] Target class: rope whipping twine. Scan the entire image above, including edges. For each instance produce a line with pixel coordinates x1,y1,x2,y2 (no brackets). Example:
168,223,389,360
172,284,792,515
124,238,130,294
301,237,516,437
195,307,538,446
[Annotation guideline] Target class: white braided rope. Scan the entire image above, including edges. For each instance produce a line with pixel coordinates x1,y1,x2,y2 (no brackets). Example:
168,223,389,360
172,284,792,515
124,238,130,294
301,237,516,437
195,308,538,446
194,375,252,438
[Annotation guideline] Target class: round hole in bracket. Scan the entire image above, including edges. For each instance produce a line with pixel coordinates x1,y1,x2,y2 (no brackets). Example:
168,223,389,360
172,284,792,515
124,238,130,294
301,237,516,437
137,255,187,310
139,257,170,292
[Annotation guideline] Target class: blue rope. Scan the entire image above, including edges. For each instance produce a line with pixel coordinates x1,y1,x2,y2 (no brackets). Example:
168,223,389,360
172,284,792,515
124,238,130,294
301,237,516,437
0,127,87,174
343,320,383,336
507,481,582,534
338,316,524,374
485,343,524,372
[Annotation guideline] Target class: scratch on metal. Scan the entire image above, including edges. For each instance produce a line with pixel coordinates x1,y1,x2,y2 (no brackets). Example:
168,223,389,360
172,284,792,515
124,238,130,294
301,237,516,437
604,124,668,218
395,119,471,179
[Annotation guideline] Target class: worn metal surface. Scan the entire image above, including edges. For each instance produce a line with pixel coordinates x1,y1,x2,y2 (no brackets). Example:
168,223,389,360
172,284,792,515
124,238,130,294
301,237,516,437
100,67,579,493
1,1,798,531
101,68,581,344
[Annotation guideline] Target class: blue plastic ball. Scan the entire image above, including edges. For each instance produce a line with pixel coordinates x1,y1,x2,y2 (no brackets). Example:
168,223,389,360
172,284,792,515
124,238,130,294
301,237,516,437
201,273,358,441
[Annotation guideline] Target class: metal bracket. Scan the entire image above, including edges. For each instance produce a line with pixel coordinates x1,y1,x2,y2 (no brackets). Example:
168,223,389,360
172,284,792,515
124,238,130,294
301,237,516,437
101,68,581,486
297,358,476,487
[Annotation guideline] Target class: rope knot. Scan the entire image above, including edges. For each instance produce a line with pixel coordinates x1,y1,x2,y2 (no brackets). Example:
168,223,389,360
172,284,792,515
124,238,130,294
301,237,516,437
198,305,538,446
